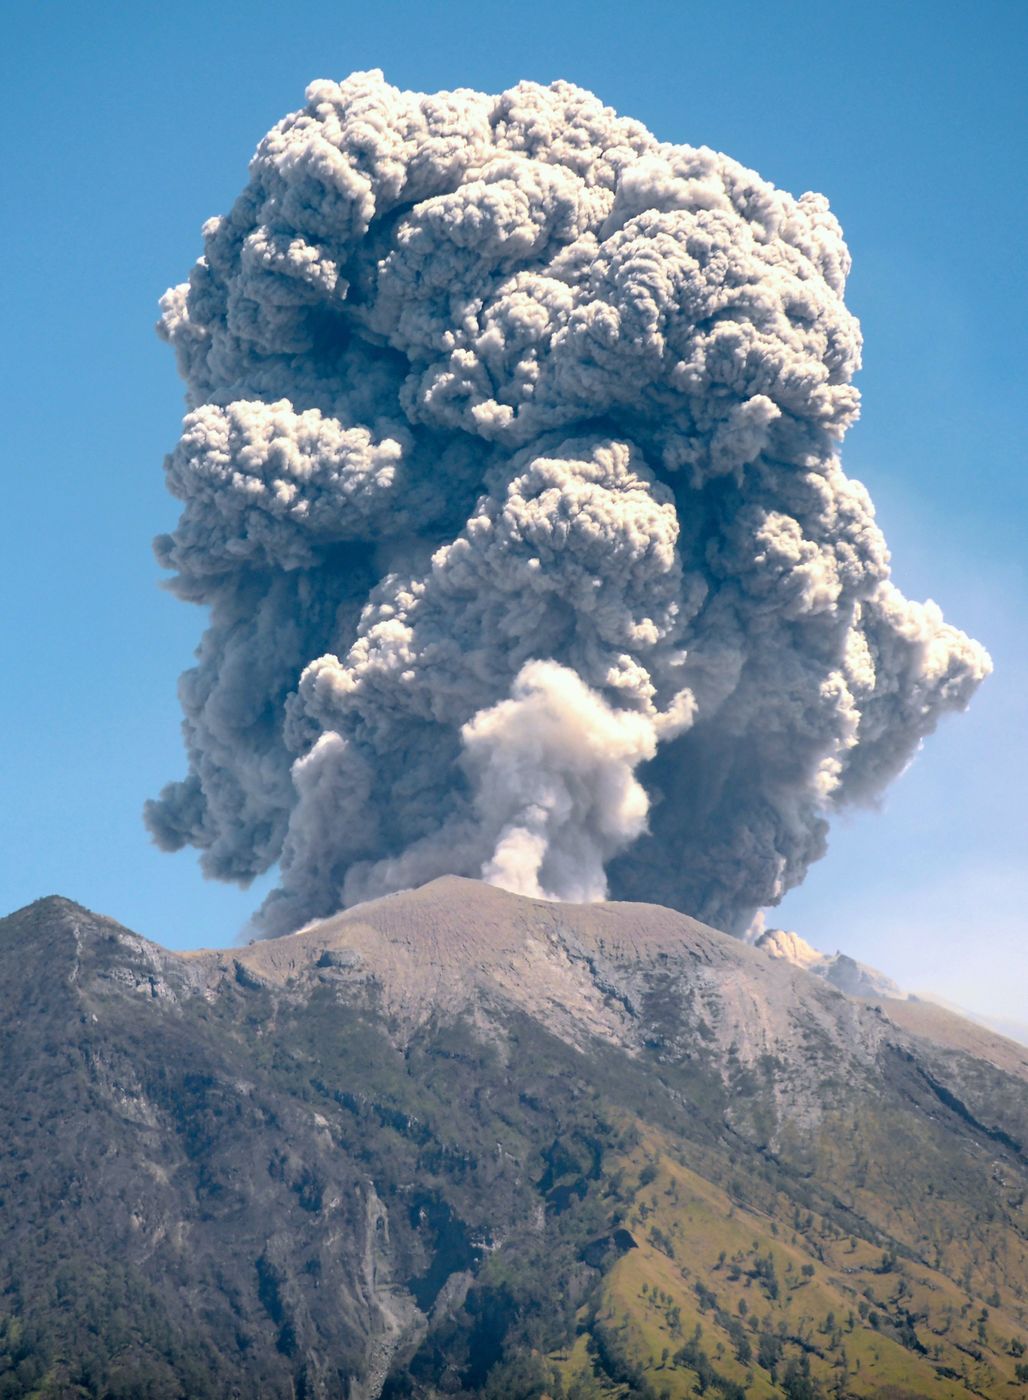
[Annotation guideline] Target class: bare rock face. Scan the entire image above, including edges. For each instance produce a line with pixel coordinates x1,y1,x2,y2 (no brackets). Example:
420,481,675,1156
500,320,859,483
0,882,1025,1398
754,924,908,1001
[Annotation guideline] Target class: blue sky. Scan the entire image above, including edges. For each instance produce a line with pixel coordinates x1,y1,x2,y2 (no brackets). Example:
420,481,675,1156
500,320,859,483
2,1,1025,1020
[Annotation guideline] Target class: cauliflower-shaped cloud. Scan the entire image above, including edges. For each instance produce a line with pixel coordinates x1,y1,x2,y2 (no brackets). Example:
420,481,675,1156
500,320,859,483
147,71,990,936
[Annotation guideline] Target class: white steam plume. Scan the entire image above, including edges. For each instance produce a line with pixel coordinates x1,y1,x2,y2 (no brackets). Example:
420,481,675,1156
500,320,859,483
146,71,990,936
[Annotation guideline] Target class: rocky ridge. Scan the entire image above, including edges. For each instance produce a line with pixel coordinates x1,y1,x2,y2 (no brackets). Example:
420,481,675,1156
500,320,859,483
0,880,1025,1398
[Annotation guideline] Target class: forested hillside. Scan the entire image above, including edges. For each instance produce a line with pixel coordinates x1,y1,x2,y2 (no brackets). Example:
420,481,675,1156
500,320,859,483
0,884,1024,1398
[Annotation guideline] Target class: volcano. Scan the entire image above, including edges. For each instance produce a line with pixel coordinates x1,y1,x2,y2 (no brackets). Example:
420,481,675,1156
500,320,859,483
0,880,1024,1397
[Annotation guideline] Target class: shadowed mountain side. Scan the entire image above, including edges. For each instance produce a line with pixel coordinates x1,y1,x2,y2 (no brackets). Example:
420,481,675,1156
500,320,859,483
0,884,1025,1398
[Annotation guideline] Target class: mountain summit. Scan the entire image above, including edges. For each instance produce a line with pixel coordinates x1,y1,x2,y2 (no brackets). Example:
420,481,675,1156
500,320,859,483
1,882,1024,1398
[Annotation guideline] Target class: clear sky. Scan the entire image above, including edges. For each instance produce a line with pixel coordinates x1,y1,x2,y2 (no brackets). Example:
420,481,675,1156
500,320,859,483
2,1,1025,1022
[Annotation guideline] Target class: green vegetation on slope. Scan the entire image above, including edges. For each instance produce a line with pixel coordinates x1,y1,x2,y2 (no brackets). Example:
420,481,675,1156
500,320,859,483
0,897,1023,1398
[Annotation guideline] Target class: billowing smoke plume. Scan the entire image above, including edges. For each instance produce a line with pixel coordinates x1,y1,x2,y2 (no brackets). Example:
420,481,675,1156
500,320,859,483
147,72,990,937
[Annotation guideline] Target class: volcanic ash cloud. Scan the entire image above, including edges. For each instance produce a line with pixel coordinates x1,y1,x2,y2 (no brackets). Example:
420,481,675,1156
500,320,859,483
146,71,990,936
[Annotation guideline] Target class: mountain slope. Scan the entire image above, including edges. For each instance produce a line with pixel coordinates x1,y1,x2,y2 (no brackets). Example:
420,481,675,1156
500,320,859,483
752,927,906,1002
0,881,1024,1398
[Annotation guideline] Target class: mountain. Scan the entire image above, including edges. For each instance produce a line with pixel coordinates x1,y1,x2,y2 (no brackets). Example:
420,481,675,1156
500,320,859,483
751,929,907,1003
751,930,1028,1051
911,997,1028,1052
0,879,1025,1399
